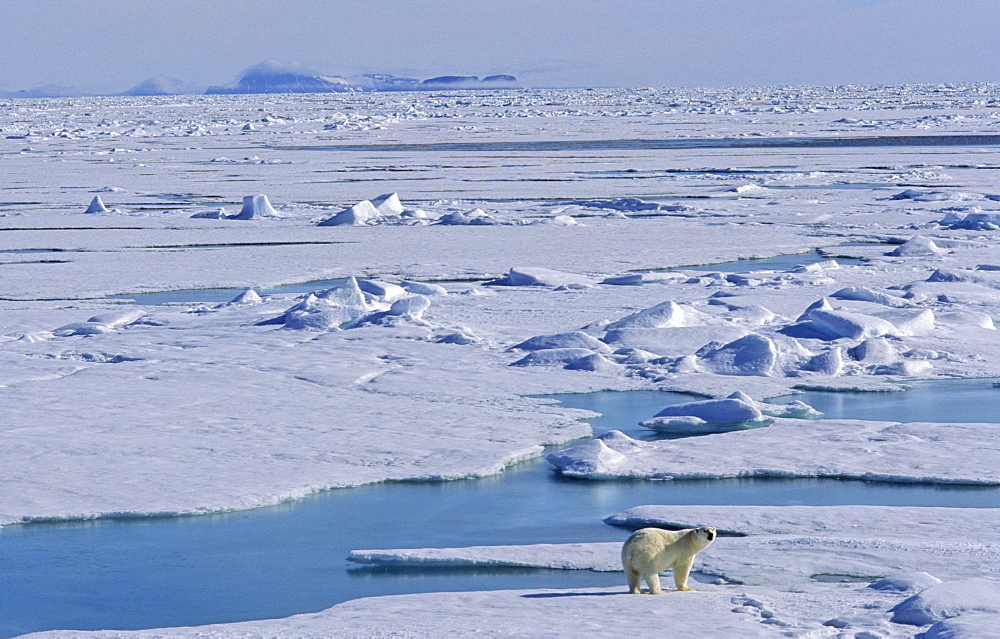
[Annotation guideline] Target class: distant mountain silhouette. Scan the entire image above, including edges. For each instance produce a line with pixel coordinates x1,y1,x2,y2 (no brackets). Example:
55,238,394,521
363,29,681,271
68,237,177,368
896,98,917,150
206,62,519,95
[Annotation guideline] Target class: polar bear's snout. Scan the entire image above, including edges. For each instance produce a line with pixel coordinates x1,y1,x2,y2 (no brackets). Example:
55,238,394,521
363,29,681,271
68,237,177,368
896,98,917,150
706,529,716,541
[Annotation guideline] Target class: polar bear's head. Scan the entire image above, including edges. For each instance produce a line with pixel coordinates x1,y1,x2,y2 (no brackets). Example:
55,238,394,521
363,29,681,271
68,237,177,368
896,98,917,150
696,526,717,543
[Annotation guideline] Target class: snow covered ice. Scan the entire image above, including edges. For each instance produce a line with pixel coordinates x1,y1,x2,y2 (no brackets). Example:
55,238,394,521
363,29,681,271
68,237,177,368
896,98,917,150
7,84,1000,636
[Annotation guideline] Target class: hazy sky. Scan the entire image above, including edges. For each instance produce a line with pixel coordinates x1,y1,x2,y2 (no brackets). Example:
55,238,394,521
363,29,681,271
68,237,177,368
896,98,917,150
2,0,999,93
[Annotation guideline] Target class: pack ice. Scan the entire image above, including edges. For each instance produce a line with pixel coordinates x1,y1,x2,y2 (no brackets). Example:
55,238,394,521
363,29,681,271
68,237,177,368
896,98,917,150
7,84,1000,637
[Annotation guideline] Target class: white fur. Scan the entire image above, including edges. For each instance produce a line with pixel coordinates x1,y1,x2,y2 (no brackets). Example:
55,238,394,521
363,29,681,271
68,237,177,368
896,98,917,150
621,526,716,594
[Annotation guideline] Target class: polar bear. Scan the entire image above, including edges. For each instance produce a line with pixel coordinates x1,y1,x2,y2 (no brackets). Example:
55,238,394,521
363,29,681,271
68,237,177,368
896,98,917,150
622,526,716,594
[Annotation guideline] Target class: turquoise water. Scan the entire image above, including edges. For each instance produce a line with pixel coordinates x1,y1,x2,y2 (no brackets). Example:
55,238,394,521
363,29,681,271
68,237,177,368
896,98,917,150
110,247,863,305
681,248,864,273
2,382,998,636
773,378,1000,424
549,379,1000,428
109,278,351,305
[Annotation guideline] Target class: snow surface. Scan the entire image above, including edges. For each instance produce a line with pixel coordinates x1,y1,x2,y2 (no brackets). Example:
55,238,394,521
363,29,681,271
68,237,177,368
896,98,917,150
7,84,1000,636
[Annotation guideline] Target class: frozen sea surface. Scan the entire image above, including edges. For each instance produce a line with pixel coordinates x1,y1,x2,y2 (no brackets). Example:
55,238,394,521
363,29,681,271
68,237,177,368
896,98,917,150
6,84,1000,637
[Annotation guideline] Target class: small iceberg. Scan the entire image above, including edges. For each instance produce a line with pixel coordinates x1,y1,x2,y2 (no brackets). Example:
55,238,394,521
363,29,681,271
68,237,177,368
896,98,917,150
370,192,404,216
400,280,448,296
318,200,380,226
387,295,430,319
357,279,407,302
940,210,1000,230
228,289,262,305
696,333,780,376
546,431,648,478
639,391,819,436
606,300,689,330
886,236,947,257
511,331,611,353
489,267,594,288
639,395,769,435
229,194,282,220
264,278,375,331
436,208,502,226
84,195,110,214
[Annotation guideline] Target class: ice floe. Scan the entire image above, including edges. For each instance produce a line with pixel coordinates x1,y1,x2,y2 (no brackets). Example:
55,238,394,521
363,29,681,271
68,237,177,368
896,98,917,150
548,416,1000,483
348,542,622,571
639,396,767,435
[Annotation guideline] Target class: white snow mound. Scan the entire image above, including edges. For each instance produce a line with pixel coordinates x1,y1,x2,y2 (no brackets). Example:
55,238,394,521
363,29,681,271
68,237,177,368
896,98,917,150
231,194,282,220
887,236,947,257
697,334,779,376
491,267,594,288
84,195,110,214
370,192,404,216
512,331,610,353
890,578,1000,626
606,300,689,330
647,397,764,424
868,572,943,594
318,200,380,226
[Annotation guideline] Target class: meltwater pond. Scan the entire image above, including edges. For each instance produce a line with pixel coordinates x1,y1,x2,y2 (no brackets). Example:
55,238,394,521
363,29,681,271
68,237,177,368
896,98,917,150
3,382,999,636
110,247,863,306
546,378,1000,439
680,248,863,273
774,378,1000,424
109,278,352,305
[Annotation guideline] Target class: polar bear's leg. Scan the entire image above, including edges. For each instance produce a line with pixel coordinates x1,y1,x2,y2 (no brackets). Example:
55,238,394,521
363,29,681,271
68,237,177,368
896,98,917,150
645,572,664,595
673,557,695,591
626,567,642,594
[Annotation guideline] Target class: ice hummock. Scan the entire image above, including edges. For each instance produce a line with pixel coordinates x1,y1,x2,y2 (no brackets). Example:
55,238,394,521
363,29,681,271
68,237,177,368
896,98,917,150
84,195,110,214
370,192,404,216
606,300,689,330
229,289,262,305
230,194,282,220
638,390,819,435
890,578,1000,626
489,267,594,288
887,235,947,257
511,331,610,353
643,397,765,427
317,200,380,226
